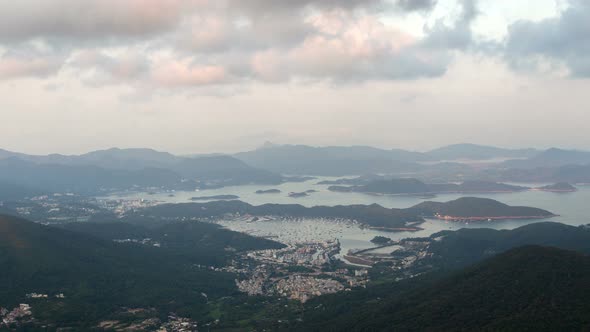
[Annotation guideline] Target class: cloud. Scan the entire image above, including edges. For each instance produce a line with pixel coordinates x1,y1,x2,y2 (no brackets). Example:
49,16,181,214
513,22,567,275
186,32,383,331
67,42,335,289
174,11,313,53
395,0,438,12
151,60,227,87
504,0,590,77
0,0,199,42
228,0,385,13
421,0,477,50
69,50,149,86
0,0,481,87
282,11,444,81
0,54,62,80
244,2,475,82
0,0,387,44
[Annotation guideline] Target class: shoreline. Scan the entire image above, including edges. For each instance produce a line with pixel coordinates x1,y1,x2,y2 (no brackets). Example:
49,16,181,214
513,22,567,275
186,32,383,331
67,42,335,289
367,226,423,232
433,214,558,222
530,189,577,193
330,189,529,196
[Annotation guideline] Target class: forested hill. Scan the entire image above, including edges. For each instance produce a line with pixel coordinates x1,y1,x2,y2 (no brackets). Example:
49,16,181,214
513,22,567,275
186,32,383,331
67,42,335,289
131,197,554,229
131,200,424,229
0,214,232,302
0,214,281,328
422,222,590,269
300,246,590,331
409,197,555,219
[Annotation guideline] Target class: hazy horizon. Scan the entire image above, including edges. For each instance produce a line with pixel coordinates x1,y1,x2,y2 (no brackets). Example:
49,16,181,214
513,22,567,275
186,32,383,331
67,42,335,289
0,141,586,157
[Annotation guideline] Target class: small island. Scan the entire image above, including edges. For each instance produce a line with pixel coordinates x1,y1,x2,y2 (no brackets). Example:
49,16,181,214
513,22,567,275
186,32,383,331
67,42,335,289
288,192,309,198
533,182,577,192
327,185,353,192
190,194,240,201
255,189,282,194
370,236,392,245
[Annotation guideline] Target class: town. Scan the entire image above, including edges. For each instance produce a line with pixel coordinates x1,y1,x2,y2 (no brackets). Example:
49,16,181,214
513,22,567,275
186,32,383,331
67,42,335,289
233,240,370,302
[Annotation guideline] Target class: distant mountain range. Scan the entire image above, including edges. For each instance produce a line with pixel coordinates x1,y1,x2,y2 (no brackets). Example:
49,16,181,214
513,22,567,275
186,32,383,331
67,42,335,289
2,144,590,193
233,143,590,178
0,148,283,195
233,143,541,176
0,147,181,170
502,148,590,168
234,144,425,176
170,155,282,186
426,143,538,160
0,158,194,194
481,164,590,184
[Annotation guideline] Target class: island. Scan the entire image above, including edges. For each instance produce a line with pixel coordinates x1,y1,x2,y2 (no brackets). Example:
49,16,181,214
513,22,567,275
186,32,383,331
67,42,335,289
370,236,392,245
288,192,309,198
408,197,556,221
190,194,240,201
255,189,282,194
327,185,353,192
533,182,577,192
328,178,529,195
317,174,386,185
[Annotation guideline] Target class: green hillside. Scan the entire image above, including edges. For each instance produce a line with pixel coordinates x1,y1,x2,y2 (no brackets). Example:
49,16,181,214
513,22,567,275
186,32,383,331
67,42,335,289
302,246,590,331
0,214,280,328
410,197,555,218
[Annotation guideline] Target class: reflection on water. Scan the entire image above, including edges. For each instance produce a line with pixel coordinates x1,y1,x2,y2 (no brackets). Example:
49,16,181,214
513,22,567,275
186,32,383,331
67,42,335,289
103,177,590,252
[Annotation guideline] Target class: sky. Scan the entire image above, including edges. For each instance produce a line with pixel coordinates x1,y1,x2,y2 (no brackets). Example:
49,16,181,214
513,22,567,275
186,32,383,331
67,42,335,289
0,0,589,155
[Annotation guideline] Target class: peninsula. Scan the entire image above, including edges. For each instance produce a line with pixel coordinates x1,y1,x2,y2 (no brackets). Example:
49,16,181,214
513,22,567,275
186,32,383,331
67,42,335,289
255,189,282,194
409,197,556,221
190,194,240,201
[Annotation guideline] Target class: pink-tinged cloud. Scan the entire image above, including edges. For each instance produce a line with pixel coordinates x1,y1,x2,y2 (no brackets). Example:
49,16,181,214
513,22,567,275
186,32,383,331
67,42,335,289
182,16,233,52
152,61,227,87
306,11,415,57
0,56,62,80
251,50,287,82
249,11,425,81
0,0,467,87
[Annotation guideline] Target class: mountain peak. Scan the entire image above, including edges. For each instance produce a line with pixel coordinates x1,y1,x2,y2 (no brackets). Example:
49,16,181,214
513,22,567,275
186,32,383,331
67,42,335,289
258,141,279,150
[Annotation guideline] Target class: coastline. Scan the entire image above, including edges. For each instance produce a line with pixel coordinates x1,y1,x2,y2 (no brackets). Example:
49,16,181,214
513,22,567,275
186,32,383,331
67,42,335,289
433,214,558,222
367,226,424,232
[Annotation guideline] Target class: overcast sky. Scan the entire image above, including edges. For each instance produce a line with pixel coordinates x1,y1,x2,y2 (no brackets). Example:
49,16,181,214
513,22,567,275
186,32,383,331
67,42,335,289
0,0,588,155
